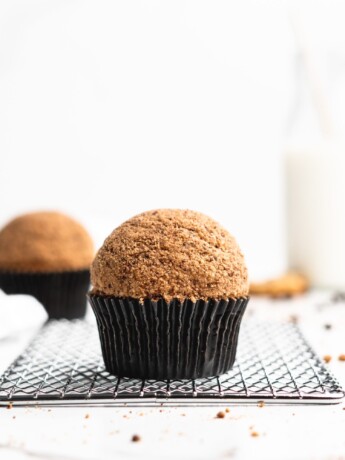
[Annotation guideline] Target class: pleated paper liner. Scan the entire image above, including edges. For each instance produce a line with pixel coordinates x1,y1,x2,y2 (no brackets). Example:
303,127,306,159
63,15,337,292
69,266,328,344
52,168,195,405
0,269,90,319
89,294,249,380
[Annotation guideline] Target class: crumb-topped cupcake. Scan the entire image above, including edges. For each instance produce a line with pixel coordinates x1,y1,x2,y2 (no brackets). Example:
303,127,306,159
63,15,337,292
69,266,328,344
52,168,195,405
89,209,249,379
0,211,94,319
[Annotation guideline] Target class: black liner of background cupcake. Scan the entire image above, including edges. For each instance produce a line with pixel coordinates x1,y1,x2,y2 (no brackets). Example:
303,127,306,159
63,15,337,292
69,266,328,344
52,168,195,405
0,270,90,319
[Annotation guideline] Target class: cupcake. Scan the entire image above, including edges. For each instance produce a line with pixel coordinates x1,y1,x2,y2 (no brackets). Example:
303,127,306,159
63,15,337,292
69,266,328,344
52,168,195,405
89,209,249,379
0,211,94,319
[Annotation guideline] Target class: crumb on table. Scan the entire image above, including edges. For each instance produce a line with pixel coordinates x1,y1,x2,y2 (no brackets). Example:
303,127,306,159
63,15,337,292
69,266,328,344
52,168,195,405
216,411,225,419
85,414,90,419
131,434,141,442
323,355,332,363
251,431,260,437
225,408,230,413
258,401,265,408
289,315,299,324
338,354,345,362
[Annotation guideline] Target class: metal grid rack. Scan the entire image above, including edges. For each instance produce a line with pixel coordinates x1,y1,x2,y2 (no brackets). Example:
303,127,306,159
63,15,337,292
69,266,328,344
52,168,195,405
0,319,343,406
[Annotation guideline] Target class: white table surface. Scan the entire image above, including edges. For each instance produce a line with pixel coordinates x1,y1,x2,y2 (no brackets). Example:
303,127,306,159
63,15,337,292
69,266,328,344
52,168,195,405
0,291,344,460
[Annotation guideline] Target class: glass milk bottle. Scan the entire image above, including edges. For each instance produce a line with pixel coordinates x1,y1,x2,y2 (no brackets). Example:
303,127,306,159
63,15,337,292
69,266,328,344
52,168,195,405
286,144,345,288
285,18,345,288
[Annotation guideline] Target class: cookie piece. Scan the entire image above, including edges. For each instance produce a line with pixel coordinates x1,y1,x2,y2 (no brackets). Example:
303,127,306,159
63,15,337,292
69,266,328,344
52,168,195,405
250,272,309,298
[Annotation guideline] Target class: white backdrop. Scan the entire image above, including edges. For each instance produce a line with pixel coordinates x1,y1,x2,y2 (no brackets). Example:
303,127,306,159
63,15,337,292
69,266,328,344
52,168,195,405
1,1,344,280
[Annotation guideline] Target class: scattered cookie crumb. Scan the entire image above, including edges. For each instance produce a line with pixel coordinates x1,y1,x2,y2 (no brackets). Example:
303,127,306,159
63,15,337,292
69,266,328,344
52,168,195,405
289,315,299,324
225,408,230,413
216,411,225,419
180,413,186,417
338,354,345,362
332,292,345,303
324,324,332,330
7,402,13,410
139,412,144,416
251,431,259,437
131,434,141,442
323,355,332,363
85,414,90,419
12,416,16,419
48,409,51,412
258,401,265,408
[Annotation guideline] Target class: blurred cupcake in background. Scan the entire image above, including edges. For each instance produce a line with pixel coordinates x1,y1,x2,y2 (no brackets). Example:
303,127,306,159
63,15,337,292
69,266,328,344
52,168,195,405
89,209,249,380
0,211,94,319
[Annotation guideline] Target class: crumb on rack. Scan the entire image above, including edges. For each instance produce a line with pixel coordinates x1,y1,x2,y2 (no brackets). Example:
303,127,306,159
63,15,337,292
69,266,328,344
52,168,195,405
216,411,225,419
258,401,265,408
131,434,141,442
7,402,13,410
338,354,345,362
323,355,332,363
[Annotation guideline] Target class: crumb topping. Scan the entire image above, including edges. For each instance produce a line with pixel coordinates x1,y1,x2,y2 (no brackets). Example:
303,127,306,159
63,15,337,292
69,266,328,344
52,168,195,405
91,209,248,301
0,212,94,272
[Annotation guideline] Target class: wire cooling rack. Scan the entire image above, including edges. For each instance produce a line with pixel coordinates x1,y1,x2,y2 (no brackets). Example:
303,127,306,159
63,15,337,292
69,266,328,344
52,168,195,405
0,319,343,406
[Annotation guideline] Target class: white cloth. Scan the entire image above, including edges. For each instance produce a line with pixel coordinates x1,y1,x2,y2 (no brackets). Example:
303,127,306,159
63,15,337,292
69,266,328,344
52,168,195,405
0,290,47,340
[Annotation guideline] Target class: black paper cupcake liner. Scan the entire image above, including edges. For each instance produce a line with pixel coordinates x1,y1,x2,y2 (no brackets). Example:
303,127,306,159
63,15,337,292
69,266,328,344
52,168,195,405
0,270,90,319
89,294,249,379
